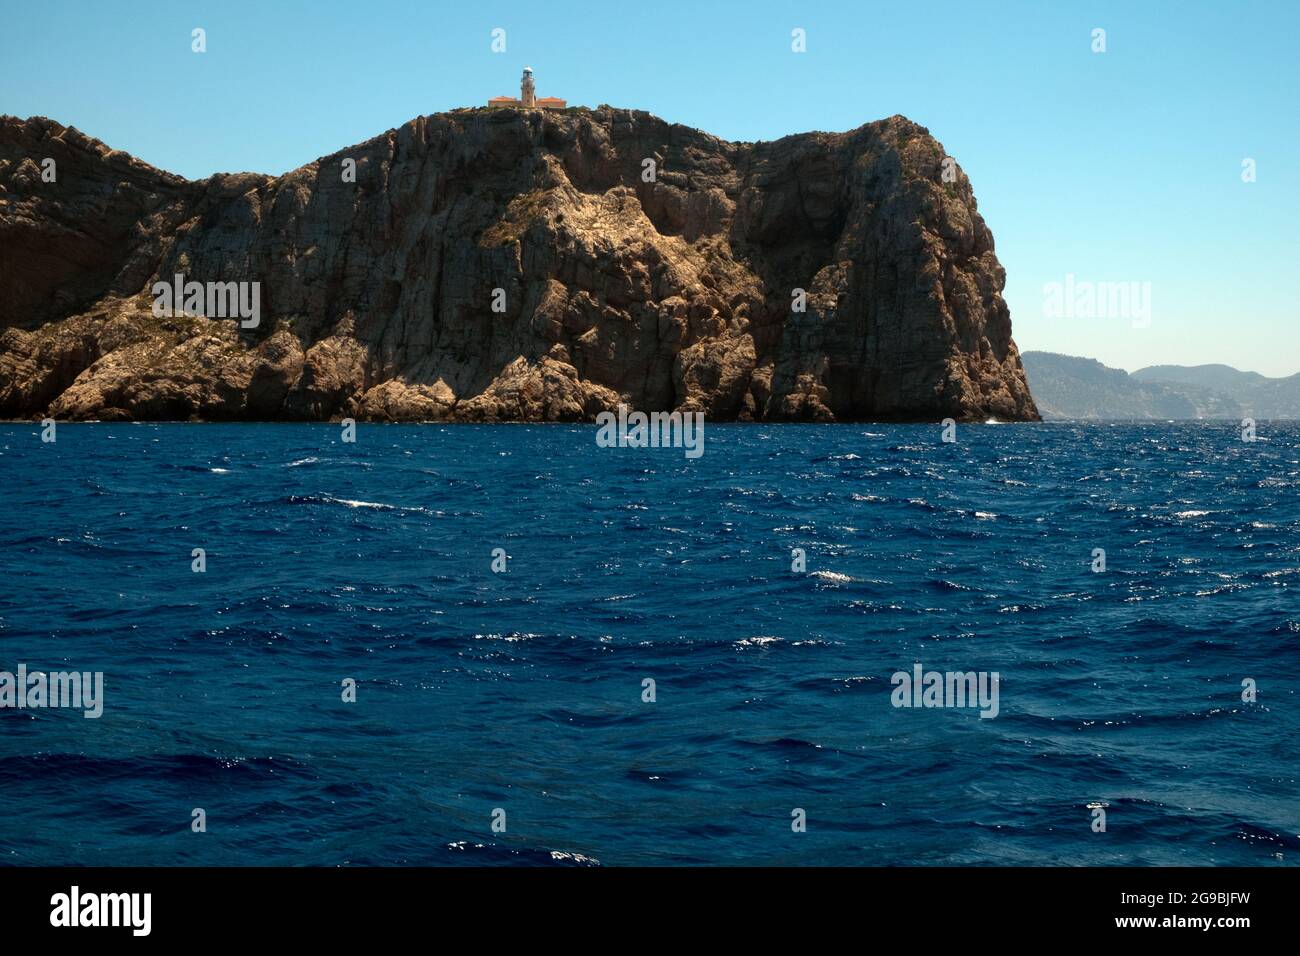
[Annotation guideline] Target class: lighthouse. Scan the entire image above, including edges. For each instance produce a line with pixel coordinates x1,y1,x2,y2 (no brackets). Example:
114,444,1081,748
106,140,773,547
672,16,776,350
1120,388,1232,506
485,68,567,110
520,67,536,108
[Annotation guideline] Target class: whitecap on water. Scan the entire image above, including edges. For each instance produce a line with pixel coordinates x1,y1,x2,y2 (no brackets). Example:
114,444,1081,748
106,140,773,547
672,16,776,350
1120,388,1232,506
324,495,393,509
735,635,782,647
549,850,600,865
809,570,853,583
289,494,435,514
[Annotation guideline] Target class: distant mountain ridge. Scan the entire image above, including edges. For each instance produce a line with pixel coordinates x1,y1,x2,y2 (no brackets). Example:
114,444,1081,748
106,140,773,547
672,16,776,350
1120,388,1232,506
1022,352,1300,420
1133,364,1267,391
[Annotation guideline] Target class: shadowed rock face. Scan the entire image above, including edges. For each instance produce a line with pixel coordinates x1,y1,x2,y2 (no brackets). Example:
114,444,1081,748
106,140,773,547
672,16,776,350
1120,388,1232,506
0,109,1039,422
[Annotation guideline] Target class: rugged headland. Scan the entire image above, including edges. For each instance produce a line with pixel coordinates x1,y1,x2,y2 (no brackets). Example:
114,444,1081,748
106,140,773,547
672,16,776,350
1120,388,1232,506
0,108,1038,422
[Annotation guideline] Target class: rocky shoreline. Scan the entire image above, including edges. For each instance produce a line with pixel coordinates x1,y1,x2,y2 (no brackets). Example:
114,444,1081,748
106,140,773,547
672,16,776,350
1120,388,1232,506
0,108,1039,423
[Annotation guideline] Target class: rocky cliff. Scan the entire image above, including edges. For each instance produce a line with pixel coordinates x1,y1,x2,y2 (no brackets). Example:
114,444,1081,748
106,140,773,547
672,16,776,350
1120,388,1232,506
0,109,1038,422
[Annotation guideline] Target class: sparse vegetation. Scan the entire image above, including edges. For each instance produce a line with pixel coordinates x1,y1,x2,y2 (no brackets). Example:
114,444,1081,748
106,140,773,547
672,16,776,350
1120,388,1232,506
480,189,550,247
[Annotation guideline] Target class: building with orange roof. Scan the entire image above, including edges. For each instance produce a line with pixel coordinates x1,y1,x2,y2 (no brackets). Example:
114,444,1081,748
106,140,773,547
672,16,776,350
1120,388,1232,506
487,68,566,110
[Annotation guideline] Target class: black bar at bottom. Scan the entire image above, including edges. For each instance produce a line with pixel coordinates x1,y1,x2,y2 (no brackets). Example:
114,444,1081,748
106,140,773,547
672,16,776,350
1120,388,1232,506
0,866,1288,940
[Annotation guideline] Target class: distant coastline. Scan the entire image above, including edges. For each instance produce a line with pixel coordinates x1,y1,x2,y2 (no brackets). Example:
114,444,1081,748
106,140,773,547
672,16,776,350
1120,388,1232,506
1021,351,1300,421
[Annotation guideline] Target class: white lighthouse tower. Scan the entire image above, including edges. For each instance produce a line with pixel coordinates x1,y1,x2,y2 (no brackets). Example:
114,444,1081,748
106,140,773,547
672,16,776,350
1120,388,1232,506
486,67,565,110
520,67,536,108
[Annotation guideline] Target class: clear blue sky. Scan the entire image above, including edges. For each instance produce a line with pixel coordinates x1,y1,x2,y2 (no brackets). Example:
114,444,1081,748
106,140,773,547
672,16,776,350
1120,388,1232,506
2,0,1297,374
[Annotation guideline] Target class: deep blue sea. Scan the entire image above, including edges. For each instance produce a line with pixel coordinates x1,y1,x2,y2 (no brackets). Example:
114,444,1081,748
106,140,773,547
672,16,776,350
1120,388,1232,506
1,422,1297,866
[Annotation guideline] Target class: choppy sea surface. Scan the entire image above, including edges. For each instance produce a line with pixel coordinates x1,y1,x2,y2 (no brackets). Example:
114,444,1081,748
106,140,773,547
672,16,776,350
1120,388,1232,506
0,422,1297,866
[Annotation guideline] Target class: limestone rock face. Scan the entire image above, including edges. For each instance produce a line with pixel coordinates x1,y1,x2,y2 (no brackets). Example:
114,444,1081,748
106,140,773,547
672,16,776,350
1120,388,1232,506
0,109,1039,421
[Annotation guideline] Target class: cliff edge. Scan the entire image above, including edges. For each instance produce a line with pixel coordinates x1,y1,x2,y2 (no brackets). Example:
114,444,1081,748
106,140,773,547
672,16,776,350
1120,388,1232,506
0,109,1039,422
